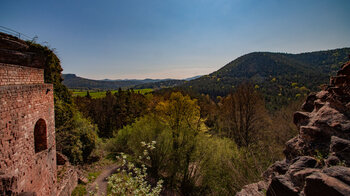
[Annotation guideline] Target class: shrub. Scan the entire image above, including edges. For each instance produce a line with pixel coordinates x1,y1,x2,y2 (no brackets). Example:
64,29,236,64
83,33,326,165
56,112,98,164
107,141,163,196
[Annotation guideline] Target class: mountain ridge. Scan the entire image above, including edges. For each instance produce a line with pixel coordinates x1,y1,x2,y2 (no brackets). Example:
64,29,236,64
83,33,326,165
61,73,200,90
178,47,350,109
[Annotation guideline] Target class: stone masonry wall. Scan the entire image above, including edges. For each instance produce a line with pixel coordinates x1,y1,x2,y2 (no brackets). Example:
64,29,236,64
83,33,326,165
0,32,79,196
56,165,78,196
0,63,44,86
0,65,56,195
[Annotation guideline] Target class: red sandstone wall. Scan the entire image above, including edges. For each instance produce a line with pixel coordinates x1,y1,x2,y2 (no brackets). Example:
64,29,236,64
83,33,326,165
0,83,56,195
57,165,78,196
0,63,44,86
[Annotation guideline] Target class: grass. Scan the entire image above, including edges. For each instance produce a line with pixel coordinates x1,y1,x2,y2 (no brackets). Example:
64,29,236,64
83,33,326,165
88,171,102,183
71,184,87,196
71,89,153,98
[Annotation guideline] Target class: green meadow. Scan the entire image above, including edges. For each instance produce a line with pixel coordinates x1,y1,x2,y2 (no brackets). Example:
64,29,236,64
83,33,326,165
71,89,153,99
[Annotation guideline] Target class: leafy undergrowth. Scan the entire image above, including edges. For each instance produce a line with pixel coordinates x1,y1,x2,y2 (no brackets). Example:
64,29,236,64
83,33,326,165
71,184,88,196
88,171,102,183
81,138,117,176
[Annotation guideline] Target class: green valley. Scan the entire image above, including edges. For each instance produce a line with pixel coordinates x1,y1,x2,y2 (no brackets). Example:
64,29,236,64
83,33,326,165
71,88,153,98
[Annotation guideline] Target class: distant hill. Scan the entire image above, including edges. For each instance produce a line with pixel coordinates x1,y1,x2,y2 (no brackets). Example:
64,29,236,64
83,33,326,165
62,74,187,90
179,47,350,110
125,76,203,89
184,75,203,81
133,79,186,89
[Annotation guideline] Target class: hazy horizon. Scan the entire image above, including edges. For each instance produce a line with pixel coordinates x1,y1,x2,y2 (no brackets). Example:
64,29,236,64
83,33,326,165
63,72,204,80
64,46,350,80
2,0,350,79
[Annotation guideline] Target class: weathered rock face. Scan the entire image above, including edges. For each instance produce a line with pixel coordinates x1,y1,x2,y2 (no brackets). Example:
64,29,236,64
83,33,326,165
237,57,350,196
0,32,46,69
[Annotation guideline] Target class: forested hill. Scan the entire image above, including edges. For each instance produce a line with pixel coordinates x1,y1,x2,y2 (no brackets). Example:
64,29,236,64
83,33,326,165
179,47,350,110
62,74,167,90
62,74,188,90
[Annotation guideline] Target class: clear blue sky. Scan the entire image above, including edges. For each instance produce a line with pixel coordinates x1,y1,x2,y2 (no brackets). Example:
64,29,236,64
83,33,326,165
1,0,350,79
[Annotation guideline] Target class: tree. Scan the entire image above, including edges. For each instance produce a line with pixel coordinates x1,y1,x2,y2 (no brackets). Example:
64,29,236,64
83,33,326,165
74,89,149,138
156,92,202,131
155,92,205,192
85,90,92,99
218,83,269,147
56,112,98,164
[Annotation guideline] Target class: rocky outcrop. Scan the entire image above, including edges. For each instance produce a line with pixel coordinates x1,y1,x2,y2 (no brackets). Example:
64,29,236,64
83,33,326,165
0,32,46,69
237,57,350,196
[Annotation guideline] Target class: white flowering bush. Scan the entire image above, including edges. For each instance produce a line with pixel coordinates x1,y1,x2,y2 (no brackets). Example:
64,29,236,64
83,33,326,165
107,141,163,196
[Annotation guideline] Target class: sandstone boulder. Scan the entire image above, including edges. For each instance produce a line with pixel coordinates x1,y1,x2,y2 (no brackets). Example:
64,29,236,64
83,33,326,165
266,175,298,196
322,166,350,185
236,181,267,196
263,160,289,180
304,172,350,196
237,57,350,196
291,168,320,189
301,93,316,112
326,155,341,166
330,136,350,165
287,156,318,175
